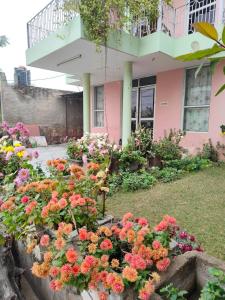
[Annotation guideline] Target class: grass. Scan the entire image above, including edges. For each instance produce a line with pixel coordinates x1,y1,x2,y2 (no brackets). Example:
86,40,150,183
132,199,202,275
107,164,225,260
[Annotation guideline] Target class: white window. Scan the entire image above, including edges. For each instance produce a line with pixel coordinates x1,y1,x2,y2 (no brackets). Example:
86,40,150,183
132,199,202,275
94,86,104,127
183,66,211,132
188,0,216,34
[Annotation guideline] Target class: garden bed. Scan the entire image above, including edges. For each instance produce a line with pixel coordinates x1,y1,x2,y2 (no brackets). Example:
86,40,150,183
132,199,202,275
152,251,225,299
13,245,225,300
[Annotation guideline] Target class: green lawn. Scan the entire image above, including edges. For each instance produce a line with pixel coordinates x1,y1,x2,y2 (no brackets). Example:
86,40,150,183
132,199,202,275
107,164,225,260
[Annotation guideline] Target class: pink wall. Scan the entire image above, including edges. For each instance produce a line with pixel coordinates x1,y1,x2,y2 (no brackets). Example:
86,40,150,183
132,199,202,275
154,68,184,139
90,81,122,144
155,63,225,153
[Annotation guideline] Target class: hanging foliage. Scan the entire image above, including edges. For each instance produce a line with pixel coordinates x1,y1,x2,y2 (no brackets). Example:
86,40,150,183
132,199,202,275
63,0,171,48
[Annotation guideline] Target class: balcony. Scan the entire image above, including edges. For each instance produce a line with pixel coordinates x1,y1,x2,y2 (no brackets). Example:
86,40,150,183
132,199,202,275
27,0,224,49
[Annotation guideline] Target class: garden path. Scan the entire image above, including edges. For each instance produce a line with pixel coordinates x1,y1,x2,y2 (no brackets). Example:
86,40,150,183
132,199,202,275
30,144,67,173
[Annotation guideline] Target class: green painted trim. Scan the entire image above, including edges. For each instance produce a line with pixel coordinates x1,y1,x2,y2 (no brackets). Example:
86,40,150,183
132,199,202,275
83,73,90,133
122,62,132,146
26,14,224,72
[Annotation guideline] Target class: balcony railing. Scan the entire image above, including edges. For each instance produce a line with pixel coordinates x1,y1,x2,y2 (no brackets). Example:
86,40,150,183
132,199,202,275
27,0,80,48
27,0,223,49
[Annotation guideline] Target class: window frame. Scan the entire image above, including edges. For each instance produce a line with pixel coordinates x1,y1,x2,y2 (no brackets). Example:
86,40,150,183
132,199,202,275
183,65,212,133
93,85,104,128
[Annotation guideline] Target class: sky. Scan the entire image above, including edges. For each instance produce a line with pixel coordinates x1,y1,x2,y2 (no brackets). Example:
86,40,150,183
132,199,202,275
0,0,80,91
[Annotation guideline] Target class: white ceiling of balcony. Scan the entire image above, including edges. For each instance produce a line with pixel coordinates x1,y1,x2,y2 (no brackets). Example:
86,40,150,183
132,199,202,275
29,38,195,86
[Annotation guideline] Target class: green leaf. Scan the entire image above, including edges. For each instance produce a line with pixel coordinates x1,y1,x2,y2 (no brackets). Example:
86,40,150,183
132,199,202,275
222,26,225,44
215,84,225,96
193,22,218,41
223,66,225,76
177,44,225,62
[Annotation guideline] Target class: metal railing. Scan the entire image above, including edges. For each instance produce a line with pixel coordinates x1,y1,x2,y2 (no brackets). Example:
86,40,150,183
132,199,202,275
27,0,80,48
27,0,222,48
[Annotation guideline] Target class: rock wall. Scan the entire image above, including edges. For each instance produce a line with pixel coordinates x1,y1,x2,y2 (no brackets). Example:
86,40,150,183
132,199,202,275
1,83,83,144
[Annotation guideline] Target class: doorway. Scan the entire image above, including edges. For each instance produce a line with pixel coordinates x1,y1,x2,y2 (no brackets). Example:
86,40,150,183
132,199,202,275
131,85,155,132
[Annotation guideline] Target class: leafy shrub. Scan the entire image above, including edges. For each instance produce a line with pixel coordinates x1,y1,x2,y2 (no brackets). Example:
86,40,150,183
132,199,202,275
166,157,211,172
200,268,225,300
118,149,147,172
153,130,184,162
107,173,123,196
151,167,183,183
160,283,188,300
121,171,156,192
127,127,154,158
200,139,219,162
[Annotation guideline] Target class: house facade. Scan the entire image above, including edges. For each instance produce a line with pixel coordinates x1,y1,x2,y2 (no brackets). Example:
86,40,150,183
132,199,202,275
26,0,225,152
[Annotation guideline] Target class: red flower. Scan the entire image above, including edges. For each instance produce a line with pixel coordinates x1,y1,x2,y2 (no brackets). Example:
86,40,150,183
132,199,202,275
21,196,29,204
66,248,78,263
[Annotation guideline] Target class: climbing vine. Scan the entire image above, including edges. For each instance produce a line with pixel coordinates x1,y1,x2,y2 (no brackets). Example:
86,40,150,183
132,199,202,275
63,0,171,48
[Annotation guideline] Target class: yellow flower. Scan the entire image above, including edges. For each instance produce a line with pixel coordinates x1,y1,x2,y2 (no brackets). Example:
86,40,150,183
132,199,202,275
88,243,97,254
17,151,25,158
151,272,160,283
14,142,22,147
6,146,14,153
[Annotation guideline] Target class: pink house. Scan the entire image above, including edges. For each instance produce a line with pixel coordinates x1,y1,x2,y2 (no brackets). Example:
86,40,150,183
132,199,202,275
26,0,225,152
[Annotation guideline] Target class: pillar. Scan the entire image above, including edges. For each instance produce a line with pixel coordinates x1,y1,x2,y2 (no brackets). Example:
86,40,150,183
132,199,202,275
83,73,90,133
122,61,133,146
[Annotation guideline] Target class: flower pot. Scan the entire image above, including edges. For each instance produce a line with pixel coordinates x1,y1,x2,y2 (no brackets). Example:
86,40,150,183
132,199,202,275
68,159,83,167
148,156,163,168
81,288,137,300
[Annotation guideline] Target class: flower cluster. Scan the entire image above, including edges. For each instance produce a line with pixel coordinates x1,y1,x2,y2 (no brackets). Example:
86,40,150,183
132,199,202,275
67,133,118,163
0,123,39,185
30,213,183,300
173,230,203,254
47,159,70,176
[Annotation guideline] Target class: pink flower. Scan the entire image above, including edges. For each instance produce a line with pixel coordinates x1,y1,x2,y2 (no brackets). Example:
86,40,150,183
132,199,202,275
18,168,30,181
156,258,170,272
163,215,176,225
152,240,161,250
33,151,39,159
58,198,67,209
122,212,133,224
40,235,50,247
154,220,168,232
138,218,148,226
100,239,113,251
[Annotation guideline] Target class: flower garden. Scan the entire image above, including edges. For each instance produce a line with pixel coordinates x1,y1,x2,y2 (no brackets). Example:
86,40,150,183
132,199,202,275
0,122,225,300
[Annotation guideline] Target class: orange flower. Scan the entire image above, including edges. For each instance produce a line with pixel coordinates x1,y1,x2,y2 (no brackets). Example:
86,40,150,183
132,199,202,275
54,238,65,250
63,223,73,235
90,233,99,243
79,228,88,241
111,259,120,268
122,266,138,282
43,251,53,262
58,198,67,209
88,243,97,254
